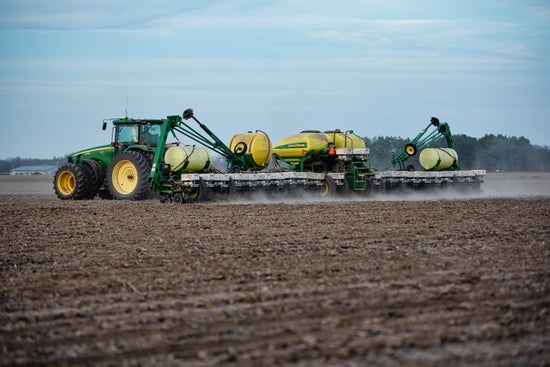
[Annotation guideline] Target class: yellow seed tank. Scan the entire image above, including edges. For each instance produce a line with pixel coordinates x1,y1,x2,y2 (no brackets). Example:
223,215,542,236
419,148,458,170
324,130,366,149
164,145,213,172
273,131,329,159
228,131,272,169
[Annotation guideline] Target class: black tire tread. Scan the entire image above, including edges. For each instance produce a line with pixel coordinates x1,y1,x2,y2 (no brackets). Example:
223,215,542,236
53,163,89,200
106,150,152,200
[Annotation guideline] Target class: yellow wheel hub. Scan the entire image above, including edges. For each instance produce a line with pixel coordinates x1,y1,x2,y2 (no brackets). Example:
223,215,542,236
56,171,75,196
111,160,138,195
405,145,416,155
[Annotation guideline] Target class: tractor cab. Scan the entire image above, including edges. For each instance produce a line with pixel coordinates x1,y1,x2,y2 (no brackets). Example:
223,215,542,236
106,118,163,150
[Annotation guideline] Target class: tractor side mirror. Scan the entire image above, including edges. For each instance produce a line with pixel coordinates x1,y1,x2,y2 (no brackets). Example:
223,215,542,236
102,121,107,130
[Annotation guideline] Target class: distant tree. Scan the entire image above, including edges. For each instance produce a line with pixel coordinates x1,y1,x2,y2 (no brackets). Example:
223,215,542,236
364,136,420,170
453,135,479,169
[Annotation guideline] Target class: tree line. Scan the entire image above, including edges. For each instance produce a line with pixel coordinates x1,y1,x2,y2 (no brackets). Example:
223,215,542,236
364,134,550,172
1,134,549,173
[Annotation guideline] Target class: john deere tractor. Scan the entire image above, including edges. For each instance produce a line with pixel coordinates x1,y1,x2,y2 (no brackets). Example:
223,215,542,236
53,118,162,200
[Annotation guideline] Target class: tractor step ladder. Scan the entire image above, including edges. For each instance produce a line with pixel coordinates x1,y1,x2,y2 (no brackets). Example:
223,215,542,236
349,161,369,191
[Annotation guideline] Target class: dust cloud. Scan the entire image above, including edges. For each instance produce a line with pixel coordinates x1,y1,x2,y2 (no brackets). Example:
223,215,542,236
481,172,550,198
0,172,548,201
213,172,550,205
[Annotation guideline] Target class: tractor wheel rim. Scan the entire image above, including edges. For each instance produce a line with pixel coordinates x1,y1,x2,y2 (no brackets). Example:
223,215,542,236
57,171,75,195
320,182,329,196
112,160,138,194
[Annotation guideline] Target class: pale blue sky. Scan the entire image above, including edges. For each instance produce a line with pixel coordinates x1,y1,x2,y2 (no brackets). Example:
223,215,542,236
1,0,549,159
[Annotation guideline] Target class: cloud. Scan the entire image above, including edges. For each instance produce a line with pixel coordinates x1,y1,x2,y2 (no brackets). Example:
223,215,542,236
0,0,220,31
0,0,438,33
372,19,442,27
532,6,550,21
306,30,389,45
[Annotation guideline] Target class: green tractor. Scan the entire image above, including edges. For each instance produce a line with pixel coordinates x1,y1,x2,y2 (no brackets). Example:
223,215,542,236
53,117,163,200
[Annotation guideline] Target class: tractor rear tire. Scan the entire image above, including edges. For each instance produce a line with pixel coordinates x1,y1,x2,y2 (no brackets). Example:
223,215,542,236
106,150,152,200
82,159,104,199
53,163,90,200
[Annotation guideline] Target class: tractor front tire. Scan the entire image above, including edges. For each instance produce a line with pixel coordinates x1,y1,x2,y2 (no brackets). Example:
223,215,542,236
53,163,90,200
107,151,151,200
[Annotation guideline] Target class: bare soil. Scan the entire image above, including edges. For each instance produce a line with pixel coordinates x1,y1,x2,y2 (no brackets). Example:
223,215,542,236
1,174,549,366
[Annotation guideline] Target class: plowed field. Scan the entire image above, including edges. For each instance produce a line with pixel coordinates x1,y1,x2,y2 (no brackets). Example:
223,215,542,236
1,174,549,366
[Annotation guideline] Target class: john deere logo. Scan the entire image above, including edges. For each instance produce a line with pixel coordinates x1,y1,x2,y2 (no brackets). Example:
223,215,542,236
275,142,307,149
234,142,247,156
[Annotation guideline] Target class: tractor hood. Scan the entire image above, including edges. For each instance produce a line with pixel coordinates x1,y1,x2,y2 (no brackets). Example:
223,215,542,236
67,144,114,167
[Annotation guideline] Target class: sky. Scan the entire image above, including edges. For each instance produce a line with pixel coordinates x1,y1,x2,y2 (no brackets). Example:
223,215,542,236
0,0,549,159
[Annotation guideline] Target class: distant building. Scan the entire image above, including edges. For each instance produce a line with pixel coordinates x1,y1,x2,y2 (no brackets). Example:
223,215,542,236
10,165,58,176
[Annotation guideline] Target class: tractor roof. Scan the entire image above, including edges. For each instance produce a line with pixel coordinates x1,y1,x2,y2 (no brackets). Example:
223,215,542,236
111,117,164,125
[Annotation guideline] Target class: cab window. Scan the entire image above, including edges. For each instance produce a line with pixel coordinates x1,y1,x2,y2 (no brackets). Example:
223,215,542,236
141,124,161,146
116,125,139,144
